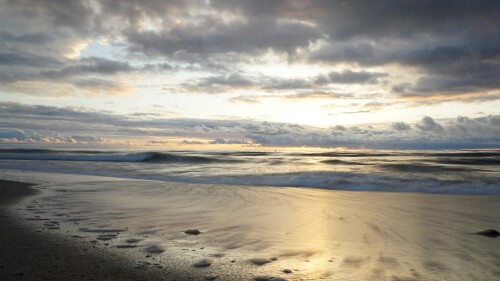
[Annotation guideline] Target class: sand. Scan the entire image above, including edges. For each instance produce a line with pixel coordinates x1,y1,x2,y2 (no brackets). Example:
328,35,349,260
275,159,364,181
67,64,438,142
1,173,500,280
0,179,171,281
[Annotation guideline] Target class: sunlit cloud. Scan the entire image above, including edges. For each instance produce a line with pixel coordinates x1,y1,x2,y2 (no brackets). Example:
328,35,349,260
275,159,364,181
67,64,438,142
0,102,498,149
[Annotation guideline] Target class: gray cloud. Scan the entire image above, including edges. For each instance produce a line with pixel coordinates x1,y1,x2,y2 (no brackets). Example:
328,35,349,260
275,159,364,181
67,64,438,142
416,116,444,132
184,69,387,95
209,139,248,144
181,140,205,145
0,102,498,149
0,55,132,94
0,31,52,45
316,1,500,40
328,70,387,84
228,95,261,104
41,57,132,79
0,0,499,111
0,52,62,68
126,17,323,58
0,128,28,140
392,122,412,131
0,128,107,145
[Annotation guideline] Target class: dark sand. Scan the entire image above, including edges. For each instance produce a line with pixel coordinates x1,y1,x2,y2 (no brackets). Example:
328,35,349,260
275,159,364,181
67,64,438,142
0,178,286,281
0,179,170,281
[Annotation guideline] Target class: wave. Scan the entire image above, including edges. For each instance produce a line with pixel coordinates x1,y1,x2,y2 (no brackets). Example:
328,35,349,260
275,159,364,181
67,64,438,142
292,152,395,158
380,163,473,173
0,148,111,154
321,159,371,165
0,150,233,164
432,158,500,166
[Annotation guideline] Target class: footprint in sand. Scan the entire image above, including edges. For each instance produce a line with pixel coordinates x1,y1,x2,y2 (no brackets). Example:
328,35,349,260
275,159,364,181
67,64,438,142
249,258,272,266
378,256,400,268
341,256,369,267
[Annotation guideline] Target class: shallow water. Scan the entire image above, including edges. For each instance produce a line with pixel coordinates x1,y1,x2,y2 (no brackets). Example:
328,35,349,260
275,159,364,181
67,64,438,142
4,171,500,280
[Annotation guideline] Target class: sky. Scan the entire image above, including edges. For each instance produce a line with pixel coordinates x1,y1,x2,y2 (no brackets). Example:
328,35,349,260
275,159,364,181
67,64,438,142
0,0,499,149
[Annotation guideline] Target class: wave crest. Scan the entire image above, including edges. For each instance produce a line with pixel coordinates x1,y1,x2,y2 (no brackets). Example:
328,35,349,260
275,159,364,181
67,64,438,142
0,150,230,163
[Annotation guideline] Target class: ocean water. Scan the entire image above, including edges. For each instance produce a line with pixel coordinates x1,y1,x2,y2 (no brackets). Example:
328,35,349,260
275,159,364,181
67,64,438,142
0,148,499,194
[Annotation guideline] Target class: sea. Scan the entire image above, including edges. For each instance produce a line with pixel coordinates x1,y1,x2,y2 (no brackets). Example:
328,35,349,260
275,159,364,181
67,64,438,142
0,148,499,194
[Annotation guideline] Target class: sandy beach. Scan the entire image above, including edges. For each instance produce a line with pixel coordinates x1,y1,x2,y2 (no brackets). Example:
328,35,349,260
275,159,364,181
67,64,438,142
1,171,499,281
0,179,175,281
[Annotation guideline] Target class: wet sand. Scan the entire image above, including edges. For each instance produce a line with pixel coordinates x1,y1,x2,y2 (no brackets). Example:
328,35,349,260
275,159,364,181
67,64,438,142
0,179,172,281
1,173,500,280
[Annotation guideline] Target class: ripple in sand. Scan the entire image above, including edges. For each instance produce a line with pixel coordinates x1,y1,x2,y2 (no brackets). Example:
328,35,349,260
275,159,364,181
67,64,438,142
423,260,448,271
46,226,60,230
25,216,50,221
145,245,164,254
134,261,151,269
204,274,218,280
342,256,369,267
390,276,418,281
96,233,118,241
116,245,139,249
249,258,272,266
125,238,142,243
78,227,127,233
193,259,212,268
378,256,399,267
43,220,60,226
254,276,287,281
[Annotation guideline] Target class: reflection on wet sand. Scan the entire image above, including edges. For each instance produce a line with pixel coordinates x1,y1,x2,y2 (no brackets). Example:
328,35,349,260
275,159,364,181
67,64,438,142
13,173,500,280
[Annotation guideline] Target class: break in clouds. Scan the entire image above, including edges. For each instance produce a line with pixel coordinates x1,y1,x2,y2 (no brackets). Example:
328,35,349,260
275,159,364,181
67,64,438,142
0,102,499,149
0,0,499,148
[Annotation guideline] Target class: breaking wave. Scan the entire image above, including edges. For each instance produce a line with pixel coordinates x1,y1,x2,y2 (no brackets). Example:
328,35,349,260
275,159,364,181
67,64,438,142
0,149,231,163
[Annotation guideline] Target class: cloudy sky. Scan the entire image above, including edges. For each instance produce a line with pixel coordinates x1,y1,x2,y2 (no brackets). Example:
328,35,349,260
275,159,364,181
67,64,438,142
0,0,499,149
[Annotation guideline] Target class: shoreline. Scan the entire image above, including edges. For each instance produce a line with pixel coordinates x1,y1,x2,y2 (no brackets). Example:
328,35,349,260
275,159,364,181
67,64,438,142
0,178,279,281
0,179,176,281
